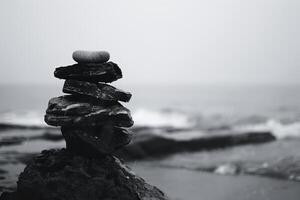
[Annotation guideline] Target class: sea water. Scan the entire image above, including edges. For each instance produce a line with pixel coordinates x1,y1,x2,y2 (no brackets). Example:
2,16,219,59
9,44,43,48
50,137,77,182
0,84,300,139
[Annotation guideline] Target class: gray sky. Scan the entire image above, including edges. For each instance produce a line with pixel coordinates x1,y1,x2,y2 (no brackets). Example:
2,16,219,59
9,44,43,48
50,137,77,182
0,0,299,85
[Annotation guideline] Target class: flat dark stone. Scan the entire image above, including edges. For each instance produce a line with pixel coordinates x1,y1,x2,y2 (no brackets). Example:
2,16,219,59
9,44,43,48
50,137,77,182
44,95,133,127
63,80,132,102
54,62,122,83
45,95,110,115
61,126,132,155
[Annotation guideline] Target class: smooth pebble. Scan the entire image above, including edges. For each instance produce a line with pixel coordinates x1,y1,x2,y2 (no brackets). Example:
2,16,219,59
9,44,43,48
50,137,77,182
72,50,110,63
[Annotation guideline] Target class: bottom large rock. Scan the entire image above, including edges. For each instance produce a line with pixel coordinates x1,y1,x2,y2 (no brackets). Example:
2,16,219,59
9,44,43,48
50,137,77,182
1,149,168,200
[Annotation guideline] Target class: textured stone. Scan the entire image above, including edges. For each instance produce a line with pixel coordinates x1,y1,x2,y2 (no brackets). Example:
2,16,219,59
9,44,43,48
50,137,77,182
63,80,132,102
54,62,122,83
72,50,110,63
62,126,132,155
44,95,133,127
1,149,168,200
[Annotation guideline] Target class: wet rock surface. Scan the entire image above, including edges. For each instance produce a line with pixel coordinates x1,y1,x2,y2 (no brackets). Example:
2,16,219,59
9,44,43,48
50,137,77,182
45,95,133,127
1,149,168,200
46,95,112,115
63,80,132,102
54,62,122,83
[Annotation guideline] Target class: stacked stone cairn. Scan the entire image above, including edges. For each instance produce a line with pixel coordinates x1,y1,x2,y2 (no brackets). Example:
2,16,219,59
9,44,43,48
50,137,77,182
0,51,168,200
45,50,134,157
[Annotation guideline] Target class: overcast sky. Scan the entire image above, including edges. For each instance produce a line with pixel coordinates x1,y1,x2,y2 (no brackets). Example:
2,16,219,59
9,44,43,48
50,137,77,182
0,0,299,85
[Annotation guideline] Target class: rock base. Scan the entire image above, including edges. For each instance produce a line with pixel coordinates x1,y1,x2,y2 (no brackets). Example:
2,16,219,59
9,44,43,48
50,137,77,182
1,149,168,200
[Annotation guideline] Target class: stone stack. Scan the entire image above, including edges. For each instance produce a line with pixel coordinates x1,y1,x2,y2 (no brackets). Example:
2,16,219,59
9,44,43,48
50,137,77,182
0,51,168,200
45,50,134,157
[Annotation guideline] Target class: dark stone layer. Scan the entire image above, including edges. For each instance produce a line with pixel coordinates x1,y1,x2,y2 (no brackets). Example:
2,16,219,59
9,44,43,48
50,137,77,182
54,62,122,83
61,126,133,156
63,80,132,102
0,149,168,200
45,95,110,115
45,95,133,127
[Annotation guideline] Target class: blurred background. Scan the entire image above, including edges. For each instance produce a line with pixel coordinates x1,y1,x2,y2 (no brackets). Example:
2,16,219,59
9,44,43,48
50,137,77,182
0,0,300,199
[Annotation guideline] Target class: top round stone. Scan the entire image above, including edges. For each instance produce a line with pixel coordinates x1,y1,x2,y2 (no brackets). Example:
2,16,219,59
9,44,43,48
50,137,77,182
72,50,110,63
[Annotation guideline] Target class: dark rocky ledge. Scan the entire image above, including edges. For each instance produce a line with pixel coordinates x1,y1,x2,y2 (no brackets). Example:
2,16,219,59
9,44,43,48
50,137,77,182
0,149,168,200
116,131,276,161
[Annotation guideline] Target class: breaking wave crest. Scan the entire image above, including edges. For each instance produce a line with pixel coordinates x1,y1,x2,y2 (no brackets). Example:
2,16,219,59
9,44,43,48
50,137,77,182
0,111,47,128
132,108,194,129
233,119,300,139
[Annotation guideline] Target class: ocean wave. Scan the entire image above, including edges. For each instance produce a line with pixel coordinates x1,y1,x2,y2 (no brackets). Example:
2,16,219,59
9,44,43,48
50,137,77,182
0,111,48,129
233,119,300,139
1,109,300,141
0,109,195,130
0,109,194,130
132,108,195,129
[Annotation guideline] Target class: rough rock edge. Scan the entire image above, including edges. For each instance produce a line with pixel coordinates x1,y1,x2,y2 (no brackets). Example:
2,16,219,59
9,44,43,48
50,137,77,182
54,62,122,83
63,79,132,102
0,149,168,200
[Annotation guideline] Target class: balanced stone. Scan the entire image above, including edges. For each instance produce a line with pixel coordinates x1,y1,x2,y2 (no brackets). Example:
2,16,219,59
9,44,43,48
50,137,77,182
0,51,170,200
72,50,110,63
61,126,133,155
44,95,133,127
54,62,122,83
63,80,132,102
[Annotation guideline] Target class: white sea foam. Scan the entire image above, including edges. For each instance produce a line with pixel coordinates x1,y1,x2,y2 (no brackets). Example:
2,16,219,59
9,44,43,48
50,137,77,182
0,111,47,128
132,108,194,129
234,119,300,139
214,163,239,175
0,108,194,129
161,130,207,141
